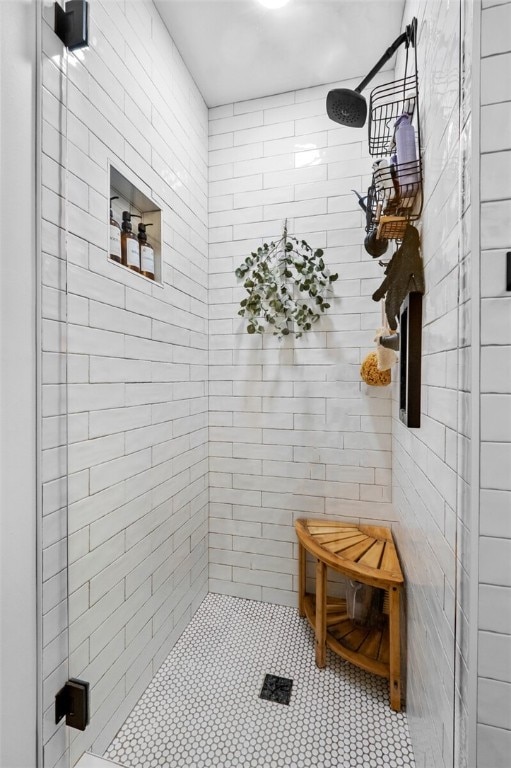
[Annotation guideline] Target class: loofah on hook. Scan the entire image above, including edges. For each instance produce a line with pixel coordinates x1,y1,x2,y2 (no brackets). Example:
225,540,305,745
360,351,391,386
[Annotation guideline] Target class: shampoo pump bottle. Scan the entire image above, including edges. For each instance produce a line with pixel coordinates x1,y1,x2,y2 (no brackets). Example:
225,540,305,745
121,211,141,272
109,196,122,263
138,222,154,280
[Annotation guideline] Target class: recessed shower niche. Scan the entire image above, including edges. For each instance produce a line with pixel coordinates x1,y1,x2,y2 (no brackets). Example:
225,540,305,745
108,162,163,285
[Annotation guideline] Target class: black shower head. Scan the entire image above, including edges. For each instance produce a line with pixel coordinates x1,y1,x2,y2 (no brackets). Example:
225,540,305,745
326,88,367,127
326,18,417,128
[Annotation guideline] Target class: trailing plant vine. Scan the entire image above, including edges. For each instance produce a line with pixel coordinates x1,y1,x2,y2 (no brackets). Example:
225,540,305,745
235,222,338,339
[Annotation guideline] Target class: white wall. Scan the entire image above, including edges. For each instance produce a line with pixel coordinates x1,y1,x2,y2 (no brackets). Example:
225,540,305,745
390,2,464,767
0,3,38,767
477,1,511,764
207,78,398,606
39,2,209,766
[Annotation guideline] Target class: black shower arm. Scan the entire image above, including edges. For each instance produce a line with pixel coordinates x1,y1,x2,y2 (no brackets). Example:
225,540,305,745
354,19,417,94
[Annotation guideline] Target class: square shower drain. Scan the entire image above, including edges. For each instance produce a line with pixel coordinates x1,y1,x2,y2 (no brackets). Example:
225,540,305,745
259,674,293,705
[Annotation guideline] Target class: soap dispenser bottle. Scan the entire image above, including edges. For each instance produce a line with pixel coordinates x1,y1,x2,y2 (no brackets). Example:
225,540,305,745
109,196,122,263
138,222,154,280
121,211,141,272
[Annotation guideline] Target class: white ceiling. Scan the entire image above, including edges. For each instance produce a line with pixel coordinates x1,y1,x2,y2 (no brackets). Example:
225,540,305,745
154,0,406,107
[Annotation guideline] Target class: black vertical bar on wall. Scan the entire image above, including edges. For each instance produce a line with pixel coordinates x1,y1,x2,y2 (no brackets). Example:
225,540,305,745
399,307,408,416
408,292,422,427
399,292,422,428
506,252,511,291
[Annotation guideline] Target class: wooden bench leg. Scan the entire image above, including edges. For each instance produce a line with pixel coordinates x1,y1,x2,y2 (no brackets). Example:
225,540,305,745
298,541,306,617
389,585,401,711
315,559,327,668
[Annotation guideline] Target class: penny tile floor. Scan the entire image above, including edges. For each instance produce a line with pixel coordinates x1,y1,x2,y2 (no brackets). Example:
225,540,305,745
105,593,415,768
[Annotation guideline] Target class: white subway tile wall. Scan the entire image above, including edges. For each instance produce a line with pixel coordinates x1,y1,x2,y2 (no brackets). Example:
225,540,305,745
40,2,208,766
207,73,397,610
391,2,465,767
35,2,509,767
478,2,511,766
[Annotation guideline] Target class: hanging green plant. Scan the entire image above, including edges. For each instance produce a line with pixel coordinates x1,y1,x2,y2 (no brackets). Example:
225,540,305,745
235,222,338,339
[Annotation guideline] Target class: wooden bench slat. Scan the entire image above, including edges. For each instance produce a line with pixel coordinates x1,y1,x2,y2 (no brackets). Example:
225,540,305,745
308,522,359,531
337,537,376,563
326,599,346,613
359,627,384,659
341,626,370,652
329,619,354,639
381,541,401,574
312,531,361,545
326,612,349,626
323,533,367,554
308,524,359,534
359,524,393,542
358,540,385,569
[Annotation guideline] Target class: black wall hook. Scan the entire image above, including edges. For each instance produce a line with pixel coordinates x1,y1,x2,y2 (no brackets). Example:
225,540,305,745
54,1,88,51
405,17,417,48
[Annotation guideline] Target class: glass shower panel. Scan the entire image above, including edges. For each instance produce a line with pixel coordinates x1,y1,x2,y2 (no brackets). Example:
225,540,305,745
60,6,211,766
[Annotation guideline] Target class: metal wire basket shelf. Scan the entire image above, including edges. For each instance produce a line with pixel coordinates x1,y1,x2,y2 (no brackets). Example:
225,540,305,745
365,33,422,241
368,73,419,156
366,156,423,241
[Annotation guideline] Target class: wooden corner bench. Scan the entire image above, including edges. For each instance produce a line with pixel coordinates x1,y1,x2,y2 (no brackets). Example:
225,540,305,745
295,518,405,711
